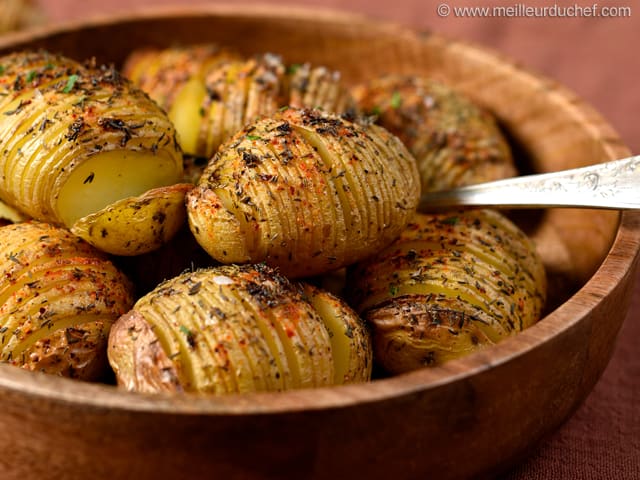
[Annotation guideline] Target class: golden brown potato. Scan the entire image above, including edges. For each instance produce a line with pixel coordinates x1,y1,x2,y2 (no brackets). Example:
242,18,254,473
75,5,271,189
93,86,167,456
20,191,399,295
352,75,517,192
123,44,240,110
187,107,421,278
348,209,546,373
0,51,185,255
196,53,286,158
123,44,242,158
108,264,371,394
0,222,134,380
124,46,356,159
287,62,356,115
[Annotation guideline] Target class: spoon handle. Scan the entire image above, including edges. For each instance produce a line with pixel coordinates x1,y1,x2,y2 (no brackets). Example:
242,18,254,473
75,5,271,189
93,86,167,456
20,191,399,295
418,155,640,211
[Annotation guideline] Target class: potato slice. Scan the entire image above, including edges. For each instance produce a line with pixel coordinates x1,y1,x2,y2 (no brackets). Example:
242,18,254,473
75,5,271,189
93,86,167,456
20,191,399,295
352,75,516,192
0,51,183,245
70,183,192,256
302,284,371,384
0,221,134,380
187,108,420,278
348,210,547,372
108,264,336,395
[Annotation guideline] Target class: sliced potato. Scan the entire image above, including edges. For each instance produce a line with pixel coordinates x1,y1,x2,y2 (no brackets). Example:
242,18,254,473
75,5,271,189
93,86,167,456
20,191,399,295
352,75,516,192
348,210,546,372
287,62,356,115
108,264,338,395
125,46,357,159
0,221,134,380
0,51,183,245
198,53,286,158
70,183,192,256
123,44,240,108
187,108,420,278
302,284,371,384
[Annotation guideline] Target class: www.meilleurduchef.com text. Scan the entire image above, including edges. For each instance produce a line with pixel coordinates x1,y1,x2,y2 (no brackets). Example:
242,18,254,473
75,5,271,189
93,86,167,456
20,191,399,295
436,3,632,18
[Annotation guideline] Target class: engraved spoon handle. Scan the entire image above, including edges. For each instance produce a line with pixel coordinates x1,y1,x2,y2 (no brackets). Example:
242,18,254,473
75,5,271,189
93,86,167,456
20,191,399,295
418,155,640,211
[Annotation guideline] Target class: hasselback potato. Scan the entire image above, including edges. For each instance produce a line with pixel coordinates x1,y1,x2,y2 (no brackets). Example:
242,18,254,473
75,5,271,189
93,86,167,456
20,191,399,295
108,264,371,394
0,221,134,380
349,209,546,373
0,50,185,254
124,46,356,158
352,75,516,192
187,107,421,278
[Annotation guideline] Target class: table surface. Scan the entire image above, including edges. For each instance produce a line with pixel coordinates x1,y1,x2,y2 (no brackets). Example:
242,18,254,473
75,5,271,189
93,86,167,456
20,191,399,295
19,0,640,478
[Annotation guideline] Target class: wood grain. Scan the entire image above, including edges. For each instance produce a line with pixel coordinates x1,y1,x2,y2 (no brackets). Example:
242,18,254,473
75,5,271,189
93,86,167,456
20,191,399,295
0,6,638,479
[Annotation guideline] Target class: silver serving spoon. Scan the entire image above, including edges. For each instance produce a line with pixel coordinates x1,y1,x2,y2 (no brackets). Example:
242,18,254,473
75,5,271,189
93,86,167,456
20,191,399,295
418,155,640,211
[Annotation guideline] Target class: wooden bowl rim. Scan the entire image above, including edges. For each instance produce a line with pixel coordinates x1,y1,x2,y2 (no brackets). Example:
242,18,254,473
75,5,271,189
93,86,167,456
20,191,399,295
0,4,638,416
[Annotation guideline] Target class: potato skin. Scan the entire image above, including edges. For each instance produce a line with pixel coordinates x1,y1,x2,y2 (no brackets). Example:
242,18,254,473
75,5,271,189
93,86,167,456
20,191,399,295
0,50,182,226
108,264,338,394
0,222,134,380
352,75,516,192
108,309,183,393
187,107,420,278
349,210,546,373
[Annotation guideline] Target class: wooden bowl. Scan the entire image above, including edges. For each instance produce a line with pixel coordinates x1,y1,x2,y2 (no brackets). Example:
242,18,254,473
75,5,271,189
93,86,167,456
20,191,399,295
0,6,638,479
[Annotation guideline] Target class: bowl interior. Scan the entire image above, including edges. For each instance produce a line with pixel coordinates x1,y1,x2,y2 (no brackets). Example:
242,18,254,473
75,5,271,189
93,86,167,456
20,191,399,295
0,4,633,409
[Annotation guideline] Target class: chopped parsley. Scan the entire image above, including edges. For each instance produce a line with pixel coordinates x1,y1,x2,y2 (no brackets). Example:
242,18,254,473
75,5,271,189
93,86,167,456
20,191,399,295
61,74,79,93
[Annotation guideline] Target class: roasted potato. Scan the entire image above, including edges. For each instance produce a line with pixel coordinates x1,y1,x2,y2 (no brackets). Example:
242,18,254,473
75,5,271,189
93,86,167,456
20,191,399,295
123,44,242,158
0,222,134,380
124,46,356,159
187,107,421,278
0,51,184,254
348,209,546,373
108,264,370,394
286,62,356,115
352,75,517,192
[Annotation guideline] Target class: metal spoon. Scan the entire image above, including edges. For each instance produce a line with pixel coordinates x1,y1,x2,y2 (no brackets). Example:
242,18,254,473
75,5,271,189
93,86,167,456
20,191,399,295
418,155,640,211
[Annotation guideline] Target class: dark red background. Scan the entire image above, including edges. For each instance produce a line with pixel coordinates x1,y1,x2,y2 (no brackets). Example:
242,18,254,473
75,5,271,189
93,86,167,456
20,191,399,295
25,0,640,477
